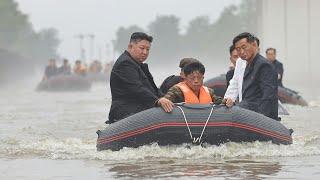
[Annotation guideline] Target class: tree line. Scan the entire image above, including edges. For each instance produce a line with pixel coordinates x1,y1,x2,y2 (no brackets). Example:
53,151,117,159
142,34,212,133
112,0,258,66
0,0,60,84
0,0,60,62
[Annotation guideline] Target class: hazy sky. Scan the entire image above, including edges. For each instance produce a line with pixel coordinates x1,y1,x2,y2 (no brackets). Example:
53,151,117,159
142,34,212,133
15,0,240,61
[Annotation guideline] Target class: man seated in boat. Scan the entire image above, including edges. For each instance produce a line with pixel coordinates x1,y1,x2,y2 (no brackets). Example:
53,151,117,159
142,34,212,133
42,59,58,81
58,59,71,75
159,58,199,94
73,60,87,76
89,60,103,74
157,61,224,111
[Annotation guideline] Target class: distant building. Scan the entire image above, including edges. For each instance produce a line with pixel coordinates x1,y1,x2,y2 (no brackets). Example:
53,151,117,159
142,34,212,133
257,0,320,87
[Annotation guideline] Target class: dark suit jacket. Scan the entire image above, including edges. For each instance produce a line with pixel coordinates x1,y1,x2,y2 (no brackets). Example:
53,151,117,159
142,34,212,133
226,69,234,88
159,75,183,94
108,51,162,122
44,66,58,79
240,53,278,120
272,60,284,87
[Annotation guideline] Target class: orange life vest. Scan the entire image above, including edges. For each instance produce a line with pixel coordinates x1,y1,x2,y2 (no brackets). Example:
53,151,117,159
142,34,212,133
176,82,212,104
74,65,87,74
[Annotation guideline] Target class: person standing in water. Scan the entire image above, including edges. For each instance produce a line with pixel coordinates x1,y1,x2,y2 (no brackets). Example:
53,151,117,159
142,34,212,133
266,48,284,87
226,45,239,87
108,32,173,123
232,32,278,120
224,36,260,106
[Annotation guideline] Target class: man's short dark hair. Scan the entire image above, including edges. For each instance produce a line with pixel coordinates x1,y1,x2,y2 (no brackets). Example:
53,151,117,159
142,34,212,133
266,47,276,54
255,36,260,47
229,45,236,55
233,32,257,46
130,32,153,43
179,58,199,69
183,61,205,76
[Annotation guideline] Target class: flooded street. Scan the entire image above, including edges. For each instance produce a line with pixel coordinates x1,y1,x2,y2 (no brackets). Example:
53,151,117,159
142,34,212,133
1,78,320,179
1,0,320,179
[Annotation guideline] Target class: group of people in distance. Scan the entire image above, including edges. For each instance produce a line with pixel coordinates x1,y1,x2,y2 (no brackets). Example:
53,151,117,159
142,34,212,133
106,31,282,123
42,58,113,81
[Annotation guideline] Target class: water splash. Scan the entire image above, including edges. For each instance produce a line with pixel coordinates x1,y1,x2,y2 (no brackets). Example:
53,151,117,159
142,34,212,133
309,100,320,107
2,135,320,161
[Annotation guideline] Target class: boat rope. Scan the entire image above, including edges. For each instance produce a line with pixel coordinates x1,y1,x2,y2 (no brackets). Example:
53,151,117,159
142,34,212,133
177,105,215,144
177,106,193,140
198,105,214,143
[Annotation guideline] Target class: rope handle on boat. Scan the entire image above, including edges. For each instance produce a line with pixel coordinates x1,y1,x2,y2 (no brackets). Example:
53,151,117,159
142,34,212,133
177,106,193,140
198,106,214,143
176,104,215,145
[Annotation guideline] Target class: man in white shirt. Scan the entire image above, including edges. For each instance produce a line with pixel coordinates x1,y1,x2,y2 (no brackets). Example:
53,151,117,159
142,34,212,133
224,57,247,107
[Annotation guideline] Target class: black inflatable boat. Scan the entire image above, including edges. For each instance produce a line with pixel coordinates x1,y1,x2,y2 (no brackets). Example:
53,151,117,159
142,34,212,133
278,86,308,106
86,73,109,82
37,74,92,91
204,74,227,97
97,104,292,151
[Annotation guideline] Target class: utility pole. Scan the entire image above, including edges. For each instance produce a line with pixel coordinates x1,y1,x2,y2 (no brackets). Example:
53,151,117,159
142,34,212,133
98,46,102,61
88,34,95,61
105,43,110,61
75,34,85,61
105,42,116,62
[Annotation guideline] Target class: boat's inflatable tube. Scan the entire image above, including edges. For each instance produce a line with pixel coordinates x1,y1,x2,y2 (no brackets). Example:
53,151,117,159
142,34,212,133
86,73,109,82
278,86,308,106
204,74,308,106
97,104,292,151
37,75,92,91
204,74,227,97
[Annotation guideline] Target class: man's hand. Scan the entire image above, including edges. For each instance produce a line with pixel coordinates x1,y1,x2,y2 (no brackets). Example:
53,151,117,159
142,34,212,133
224,98,235,108
157,97,174,112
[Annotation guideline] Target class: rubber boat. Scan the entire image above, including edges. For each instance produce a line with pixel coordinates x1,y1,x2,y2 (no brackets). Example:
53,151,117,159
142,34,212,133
97,104,293,151
204,74,227,97
86,73,109,82
204,74,308,106
37,74,92,91
278,86,308,106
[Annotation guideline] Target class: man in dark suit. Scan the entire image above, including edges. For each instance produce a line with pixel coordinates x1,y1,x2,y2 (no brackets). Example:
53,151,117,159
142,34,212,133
58,59,71,75
43,59,58,81
233,32,278,120
266,48,284,87
226,45,239,87
108,32,173,123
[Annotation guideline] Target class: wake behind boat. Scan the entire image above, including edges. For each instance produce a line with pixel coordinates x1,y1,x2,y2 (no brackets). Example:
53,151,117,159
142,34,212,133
97,104,293,151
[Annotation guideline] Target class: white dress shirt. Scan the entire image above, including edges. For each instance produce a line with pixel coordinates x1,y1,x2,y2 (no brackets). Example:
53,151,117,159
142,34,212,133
224,58,247,102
